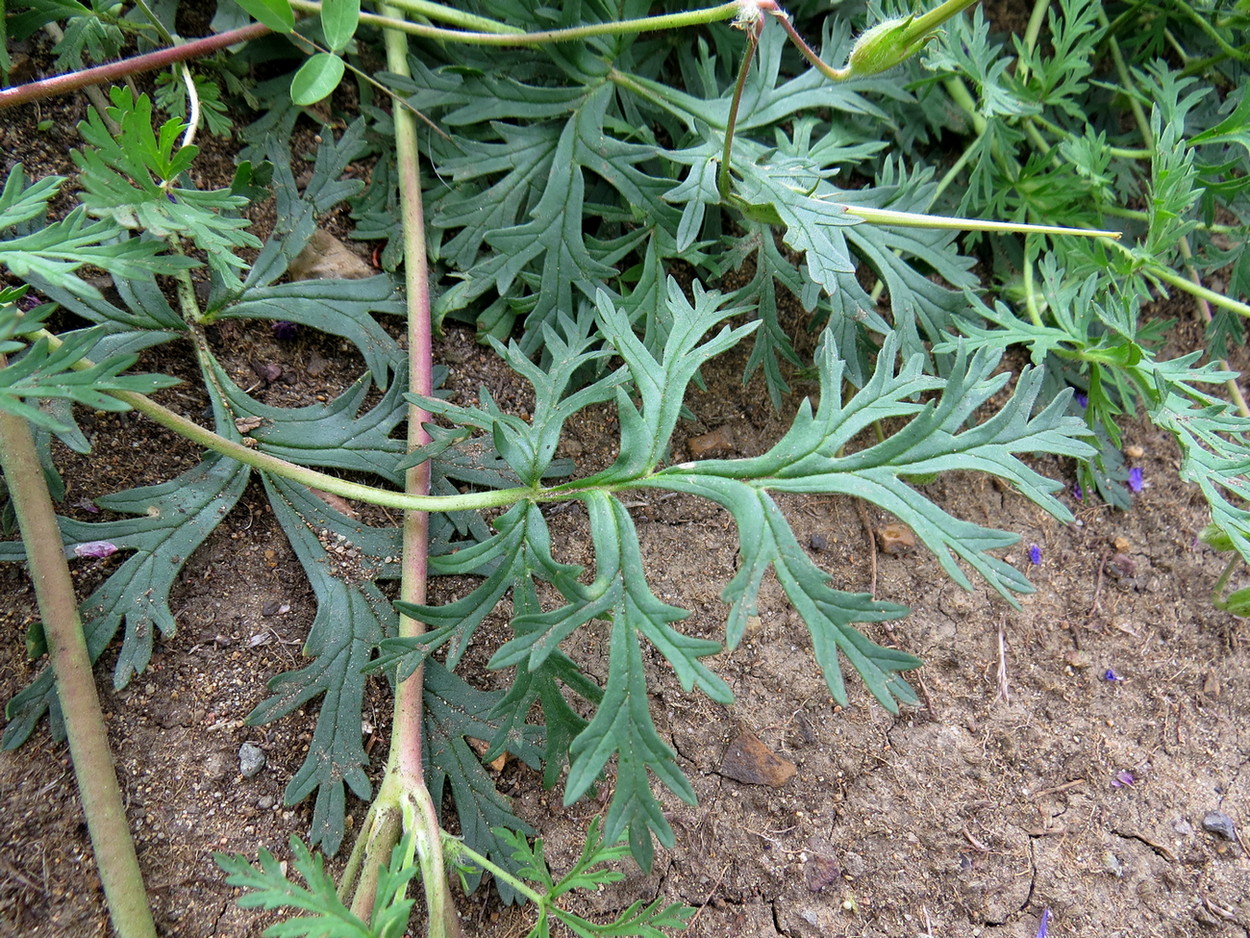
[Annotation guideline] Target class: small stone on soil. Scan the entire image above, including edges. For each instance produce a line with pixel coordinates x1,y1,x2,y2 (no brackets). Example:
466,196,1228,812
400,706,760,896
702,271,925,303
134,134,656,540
1202,811,1237,841
876,523,916,555
239,742,267,779
687,425,735,458
809,533,828,552
719,729,796,787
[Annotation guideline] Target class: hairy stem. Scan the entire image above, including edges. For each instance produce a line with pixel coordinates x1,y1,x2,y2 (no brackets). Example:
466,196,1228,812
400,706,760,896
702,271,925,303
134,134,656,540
0,22,272,110
0,386,157,938
288,0,740,45
367,12,464,938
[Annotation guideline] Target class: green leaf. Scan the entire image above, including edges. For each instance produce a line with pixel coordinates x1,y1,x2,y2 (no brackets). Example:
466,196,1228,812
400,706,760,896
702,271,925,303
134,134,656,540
216,835,394,937
214,276,404,389
246,474,400,855
292,53,346,107
233,0,294,33
423,661,544,901
565,616,694,872
321,0,359,52
0,322,179,431
2,456,250,747
72,88,261,283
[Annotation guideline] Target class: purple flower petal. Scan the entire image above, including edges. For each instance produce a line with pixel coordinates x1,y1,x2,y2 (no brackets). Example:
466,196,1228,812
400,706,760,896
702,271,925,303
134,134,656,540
1103,668,1122,682
1128,467,1143,493
1111,769,1135,788
1074,392,1088,408
1073,482,1083,500
73,540,118,559
1028,544,1042,565
1036,909,1051,938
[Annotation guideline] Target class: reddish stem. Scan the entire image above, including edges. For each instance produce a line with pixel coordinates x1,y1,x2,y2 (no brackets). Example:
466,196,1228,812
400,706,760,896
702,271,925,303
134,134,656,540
0,23,272,110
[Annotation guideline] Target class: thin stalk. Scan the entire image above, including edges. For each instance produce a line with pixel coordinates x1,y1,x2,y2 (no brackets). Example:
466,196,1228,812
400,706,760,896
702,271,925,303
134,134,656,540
1177,237,1250,418
718,23,760,202
1099,204,1240,234
440,836,546,906
35,330,534,512
0,22,272,109
0,392,157,938
1097,8,1153,145
363,12,463,937
362,0,523,33
1212,555,1240,608
288,0,740,46
1022,250,1044,327
843,204,1121,238
1100,240,1250,321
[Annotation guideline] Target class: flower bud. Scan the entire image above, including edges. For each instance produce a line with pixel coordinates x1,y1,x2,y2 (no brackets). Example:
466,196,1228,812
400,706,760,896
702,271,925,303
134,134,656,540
847,16,928,76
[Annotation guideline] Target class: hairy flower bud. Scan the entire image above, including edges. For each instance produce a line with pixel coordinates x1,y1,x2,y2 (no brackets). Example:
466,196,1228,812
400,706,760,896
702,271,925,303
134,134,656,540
847,16,929,76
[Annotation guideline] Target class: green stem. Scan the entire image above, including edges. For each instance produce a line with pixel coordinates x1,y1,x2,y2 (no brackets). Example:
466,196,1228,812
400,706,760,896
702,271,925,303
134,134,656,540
1020,0,1049,72
943,75,987,136
1176,237,1250,418
1098,9,1153,146
366,0,523,34
0,394,157,938
440,836,545,906
1022,250,1044,327
1099,204,1240,233
843,204,1121,238
1027,113,1153,159
36,331,535,512
1101,242,1250,320
129,0,178,46
289,0,741,45
1212,555,1240,608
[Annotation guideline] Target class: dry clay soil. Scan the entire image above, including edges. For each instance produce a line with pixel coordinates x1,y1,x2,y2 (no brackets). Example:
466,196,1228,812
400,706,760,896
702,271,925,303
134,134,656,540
3,38,1250,938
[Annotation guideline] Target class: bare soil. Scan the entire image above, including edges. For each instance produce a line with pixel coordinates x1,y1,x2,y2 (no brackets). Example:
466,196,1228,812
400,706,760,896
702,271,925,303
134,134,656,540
3,31,1249,938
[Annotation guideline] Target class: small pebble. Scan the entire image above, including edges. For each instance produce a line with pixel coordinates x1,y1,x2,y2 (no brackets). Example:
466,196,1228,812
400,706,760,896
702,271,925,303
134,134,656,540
876,523,916,555
1107,553,1135,578
809,533,828,552
1202,811,1237,841
1064,650,1092,669
257,795,276,810
239,742,267,778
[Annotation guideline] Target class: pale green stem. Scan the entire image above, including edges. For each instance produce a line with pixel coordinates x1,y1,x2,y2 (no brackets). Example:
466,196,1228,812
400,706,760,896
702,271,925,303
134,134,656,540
36,329,533,512
843,204,1121,238
1100,204,1240,234
1027,113,1153,159
1177,237,1250,418
1212,555,1239,609
932,128,982,203
943,74,987,136
1021,0,1049,71
288,0,741,45
1098,8,1153,145
1022,249,1044,327
366,0,523,34
0,394,157,938
1101,239,1250,320
440,836,545,906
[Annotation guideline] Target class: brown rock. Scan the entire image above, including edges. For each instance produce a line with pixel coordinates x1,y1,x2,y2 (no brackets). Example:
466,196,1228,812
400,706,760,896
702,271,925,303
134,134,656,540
719,729,796,787
288,229,374,281
876,522,916,555
687,425,735,459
